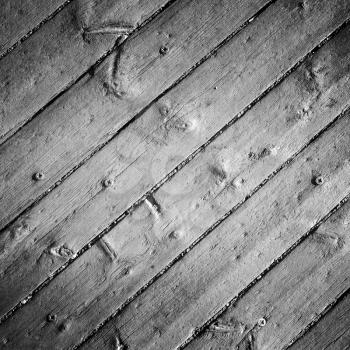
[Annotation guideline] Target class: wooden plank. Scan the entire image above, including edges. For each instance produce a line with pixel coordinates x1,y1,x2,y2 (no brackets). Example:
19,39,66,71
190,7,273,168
1,0,347,232
184,199,350,350
0,0,347,320
0,0,68,58
289,292,350,350
1,19,350,349
79,111,350,350
0,0,170,143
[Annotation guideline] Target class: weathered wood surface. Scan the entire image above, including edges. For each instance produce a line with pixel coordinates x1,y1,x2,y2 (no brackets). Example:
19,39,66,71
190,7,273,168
2,0,347,234
1,18,350,349
1,0,348,322
289,291,350,350
79,106,350,350
185,198,350,350
0,0,274,317
0,0,68,58
0,0,170,144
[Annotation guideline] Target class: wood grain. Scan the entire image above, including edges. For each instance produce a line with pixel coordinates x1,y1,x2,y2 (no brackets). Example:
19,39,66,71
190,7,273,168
0,0,347,320
0,0,170,144
0,0,68,58
1,19,350,349
185,198,350,350
289,291,350,350
79,112,350,350
0,0,273,231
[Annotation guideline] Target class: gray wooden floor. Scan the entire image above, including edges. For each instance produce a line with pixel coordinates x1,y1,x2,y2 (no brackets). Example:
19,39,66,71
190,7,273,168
1,0,350,349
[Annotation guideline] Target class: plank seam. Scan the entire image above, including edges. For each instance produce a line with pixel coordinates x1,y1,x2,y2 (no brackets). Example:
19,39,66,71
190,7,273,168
72,105,350,350
284,287,350,350
178,193,350,350
0,0,73,61
0,5,347,327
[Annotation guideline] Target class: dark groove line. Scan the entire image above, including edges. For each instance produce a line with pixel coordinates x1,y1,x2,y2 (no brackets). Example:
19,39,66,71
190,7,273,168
0,0,73,61
284,287,350,350
74,105,350,350
178,191,350,350
0,0,179,148
0,0,347,326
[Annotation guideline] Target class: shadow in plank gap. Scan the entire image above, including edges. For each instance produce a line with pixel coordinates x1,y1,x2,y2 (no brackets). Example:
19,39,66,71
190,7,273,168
1,10,350,350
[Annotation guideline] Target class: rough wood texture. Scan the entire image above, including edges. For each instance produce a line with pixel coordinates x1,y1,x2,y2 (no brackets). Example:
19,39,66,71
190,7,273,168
1,0,348,322
80,107,350,350
0,0,68,58
289,291,350,350
0,0,273,231
1,19,350,349
1,0,350,349
0,0,169,144
185,198,350,350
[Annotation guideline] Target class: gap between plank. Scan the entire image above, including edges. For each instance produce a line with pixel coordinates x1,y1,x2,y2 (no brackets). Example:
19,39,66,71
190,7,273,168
72,104,350,350
0,0,73,61
178,192,350,350
0,6,347,327
284,287,350,350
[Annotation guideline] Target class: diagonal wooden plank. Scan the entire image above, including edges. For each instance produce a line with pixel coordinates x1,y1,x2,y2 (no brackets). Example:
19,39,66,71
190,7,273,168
1,18,350,349
0,0,70,59
80,110,350,350
3,0,348,234
0,0,172,144
0,0,348,322
184,198,350,350
288,291,350,350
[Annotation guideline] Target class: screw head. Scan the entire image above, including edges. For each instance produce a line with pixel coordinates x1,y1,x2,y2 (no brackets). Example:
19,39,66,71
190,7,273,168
103,178,113,188
258,318,267,327
33,172,45,181
47,313,57,322
314,176,324,186
159,46,169,55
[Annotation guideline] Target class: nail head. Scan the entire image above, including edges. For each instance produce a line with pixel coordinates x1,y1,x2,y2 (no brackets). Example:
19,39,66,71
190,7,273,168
47,313,57,322
258,318,267,327
103,178,113,188
33,172,45,181
314,176,324,185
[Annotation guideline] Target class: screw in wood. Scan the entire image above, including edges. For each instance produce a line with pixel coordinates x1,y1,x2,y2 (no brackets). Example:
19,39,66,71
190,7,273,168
103,178,113,188
258,317,267,327
159,45,169,55
33,172,45,181
314,176,324,186
47,313,57,322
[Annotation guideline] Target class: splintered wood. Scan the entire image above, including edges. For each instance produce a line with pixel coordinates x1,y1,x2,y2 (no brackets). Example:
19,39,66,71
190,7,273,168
0,0,350,349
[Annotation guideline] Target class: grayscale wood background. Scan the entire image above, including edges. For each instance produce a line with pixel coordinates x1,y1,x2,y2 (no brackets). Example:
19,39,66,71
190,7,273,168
0,0,350,349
